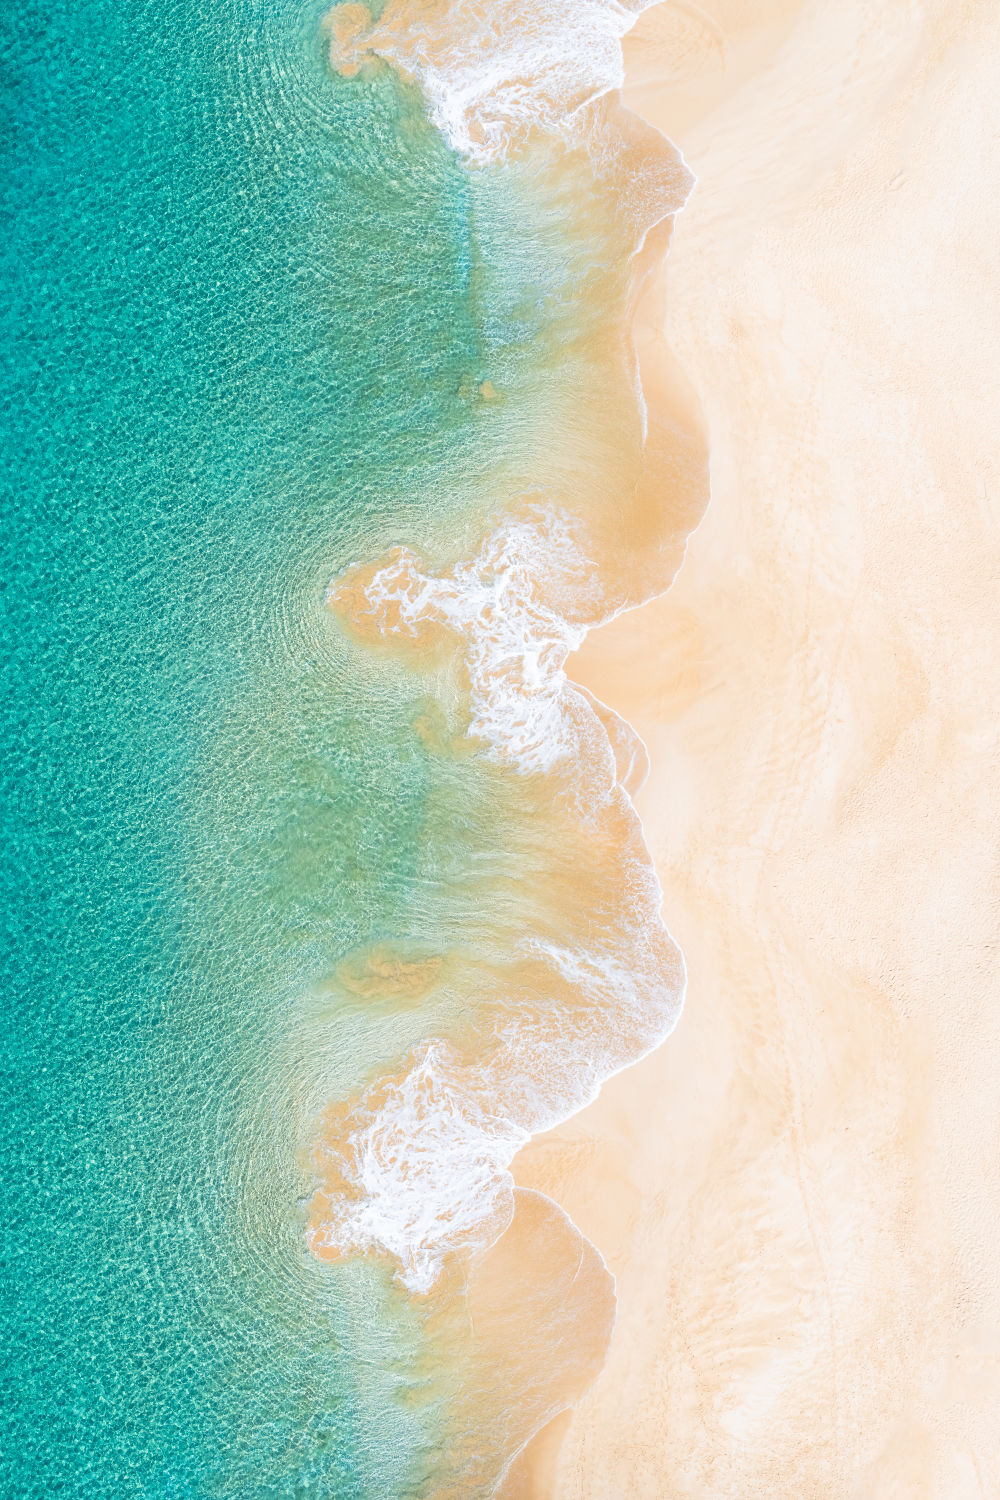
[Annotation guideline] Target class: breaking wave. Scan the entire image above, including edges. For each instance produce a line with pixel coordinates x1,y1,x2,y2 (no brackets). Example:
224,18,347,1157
326,0,648,159
308,0,709,1489
312,505,687,1291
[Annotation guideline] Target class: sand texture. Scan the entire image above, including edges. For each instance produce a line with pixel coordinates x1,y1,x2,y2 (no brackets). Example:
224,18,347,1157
508,0,1000,1494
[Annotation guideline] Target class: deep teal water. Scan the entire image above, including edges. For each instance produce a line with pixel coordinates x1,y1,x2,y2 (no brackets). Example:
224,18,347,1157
0,0,498,1491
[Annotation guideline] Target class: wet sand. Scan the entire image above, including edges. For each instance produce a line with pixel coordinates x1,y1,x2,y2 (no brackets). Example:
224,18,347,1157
509,1,1000,1493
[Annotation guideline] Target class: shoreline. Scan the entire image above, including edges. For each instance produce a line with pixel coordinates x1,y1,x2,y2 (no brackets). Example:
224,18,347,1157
494,8,716,1490
511,1,1000,1494
312,5,712,1491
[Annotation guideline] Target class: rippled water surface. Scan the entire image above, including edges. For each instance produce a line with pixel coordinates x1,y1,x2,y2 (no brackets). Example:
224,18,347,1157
1,0,493,1489
1,0,705,1482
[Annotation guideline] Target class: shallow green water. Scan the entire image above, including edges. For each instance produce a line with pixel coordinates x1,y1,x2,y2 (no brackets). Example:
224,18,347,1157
0,0,502,1489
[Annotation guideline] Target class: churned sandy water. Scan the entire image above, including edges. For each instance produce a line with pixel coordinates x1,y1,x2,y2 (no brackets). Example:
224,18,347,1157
294,0,1000,1494
309,0,710,1490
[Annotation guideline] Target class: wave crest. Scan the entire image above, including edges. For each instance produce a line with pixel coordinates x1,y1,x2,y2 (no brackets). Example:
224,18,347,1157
314,507,685,1292
309,0,708,1483
324,0,694,243
308,1039,528,1294
328,506,607,776
329,0,636,155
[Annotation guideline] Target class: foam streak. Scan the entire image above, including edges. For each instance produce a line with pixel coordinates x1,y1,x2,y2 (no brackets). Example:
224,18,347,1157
310,0,709,1489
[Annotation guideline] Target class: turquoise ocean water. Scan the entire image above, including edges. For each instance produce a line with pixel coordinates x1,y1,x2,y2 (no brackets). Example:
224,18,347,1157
0,0,515,1489
1,0,693,1483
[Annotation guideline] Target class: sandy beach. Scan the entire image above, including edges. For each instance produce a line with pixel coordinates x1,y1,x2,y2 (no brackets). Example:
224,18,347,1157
508,1,1000,1493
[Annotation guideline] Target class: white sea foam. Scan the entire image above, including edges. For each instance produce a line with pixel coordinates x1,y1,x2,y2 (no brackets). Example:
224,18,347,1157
311,912,683,1294
309,1040,529,1294
317,509,685,1290
313,0,694,1302
333,0,694,239
488,934,684,1123
343,0,649,163
329,507,607,776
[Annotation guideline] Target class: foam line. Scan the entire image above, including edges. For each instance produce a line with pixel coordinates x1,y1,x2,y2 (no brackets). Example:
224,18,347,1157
311,0,710,1488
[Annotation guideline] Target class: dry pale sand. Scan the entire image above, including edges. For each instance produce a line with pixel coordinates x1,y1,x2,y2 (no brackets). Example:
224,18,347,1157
507,1,1000,1494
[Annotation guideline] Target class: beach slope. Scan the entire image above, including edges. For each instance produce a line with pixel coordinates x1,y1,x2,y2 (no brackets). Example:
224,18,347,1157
510,1,1000,1493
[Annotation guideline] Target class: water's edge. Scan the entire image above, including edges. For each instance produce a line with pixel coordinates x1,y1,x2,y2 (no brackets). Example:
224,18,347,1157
310,3,711,1490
